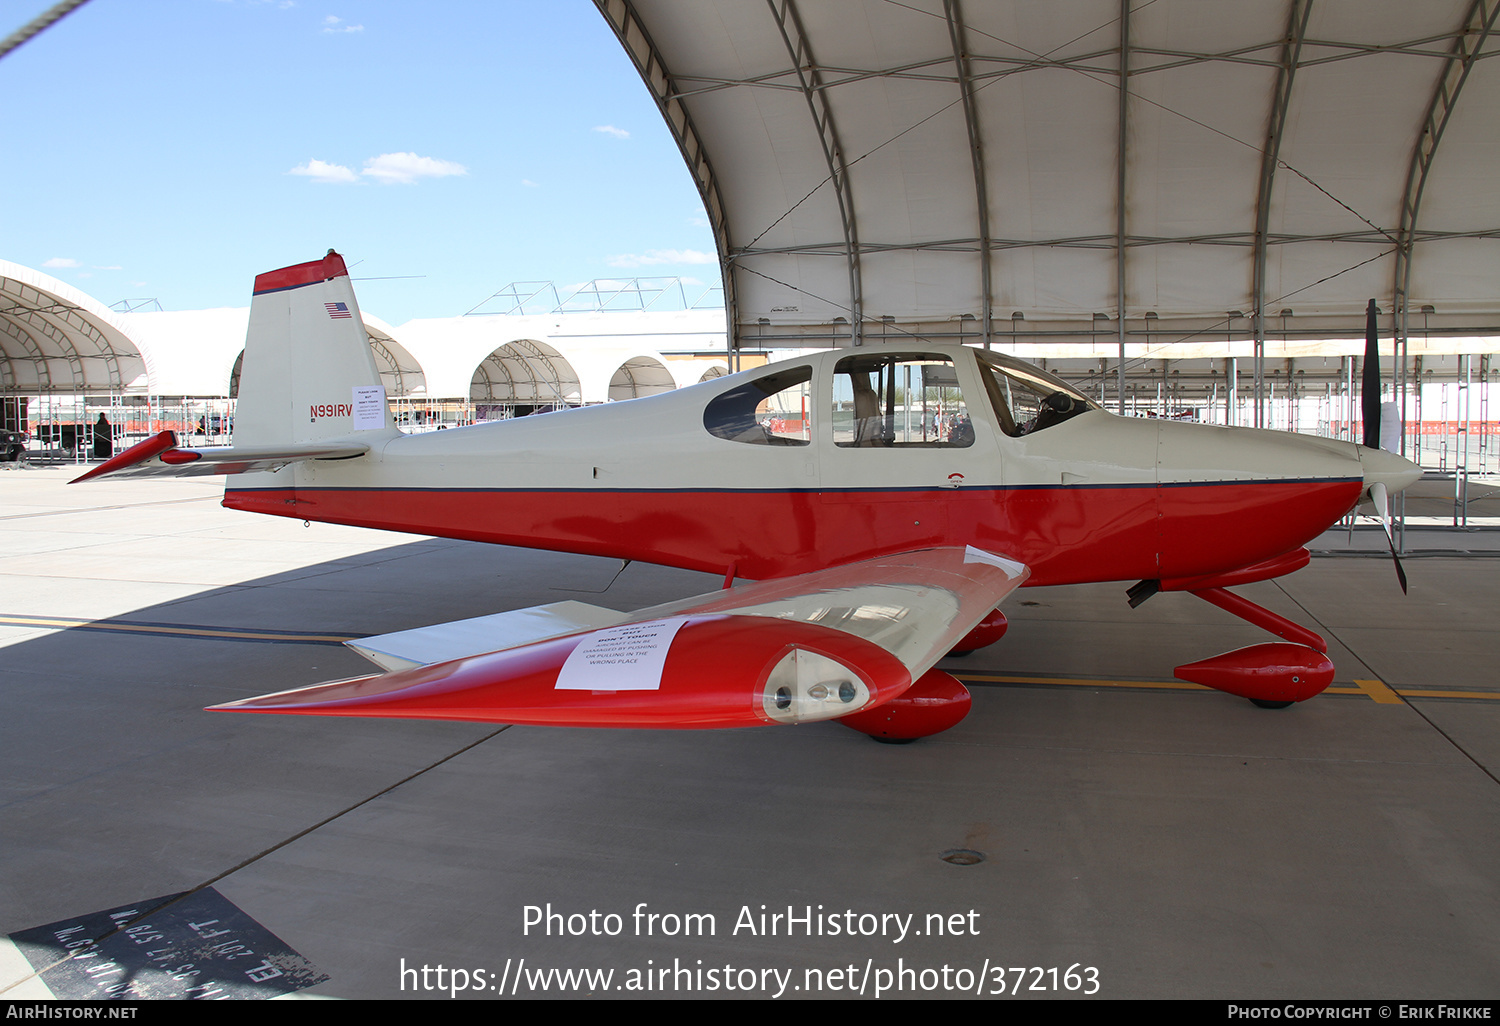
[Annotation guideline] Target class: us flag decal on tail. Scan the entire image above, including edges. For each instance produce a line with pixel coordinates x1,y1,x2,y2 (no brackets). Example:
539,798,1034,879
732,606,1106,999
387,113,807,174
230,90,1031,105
325,301,352,319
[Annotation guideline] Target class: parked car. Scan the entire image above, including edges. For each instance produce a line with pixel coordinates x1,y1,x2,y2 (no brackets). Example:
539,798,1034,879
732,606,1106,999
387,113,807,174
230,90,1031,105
1,427,28,461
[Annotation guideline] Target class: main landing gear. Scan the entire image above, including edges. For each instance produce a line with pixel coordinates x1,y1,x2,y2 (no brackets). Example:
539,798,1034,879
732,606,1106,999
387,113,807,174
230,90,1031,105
838,667,973,743
836,608,1010,743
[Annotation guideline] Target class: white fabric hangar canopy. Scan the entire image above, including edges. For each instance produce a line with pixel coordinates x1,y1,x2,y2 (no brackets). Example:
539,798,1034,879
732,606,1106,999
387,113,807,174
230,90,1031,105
596,0,1500,356
0,259,146,393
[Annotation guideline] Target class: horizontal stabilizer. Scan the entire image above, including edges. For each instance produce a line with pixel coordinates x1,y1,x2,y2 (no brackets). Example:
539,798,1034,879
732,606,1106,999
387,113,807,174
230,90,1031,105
208,546,1029,729
347,601,629,671
71,430,367,483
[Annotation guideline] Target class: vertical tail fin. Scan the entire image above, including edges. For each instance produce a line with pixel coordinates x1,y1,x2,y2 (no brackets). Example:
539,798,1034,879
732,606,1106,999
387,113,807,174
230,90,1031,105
233,250,394,446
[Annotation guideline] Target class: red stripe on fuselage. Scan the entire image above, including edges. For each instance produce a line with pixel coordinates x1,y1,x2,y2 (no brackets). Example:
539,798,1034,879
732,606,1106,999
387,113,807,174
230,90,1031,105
223,479,1361,585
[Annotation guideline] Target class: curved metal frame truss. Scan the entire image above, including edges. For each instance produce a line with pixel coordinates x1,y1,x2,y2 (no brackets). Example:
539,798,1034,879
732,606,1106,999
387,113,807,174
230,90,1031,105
603,2,1500,356
0,315,53,391
1393,0,1500,361
593,0,741,364
942,0,992,347
366,334,428,398
1250,0,1314,428
470,339,581,405
2,281,82,390
608,355,674,400
0,277,143,394
665,29,1500,100
766,0,864,344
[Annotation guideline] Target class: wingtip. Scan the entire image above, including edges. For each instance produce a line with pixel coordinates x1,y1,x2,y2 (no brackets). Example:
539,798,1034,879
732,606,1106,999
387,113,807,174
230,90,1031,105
70,430,179,483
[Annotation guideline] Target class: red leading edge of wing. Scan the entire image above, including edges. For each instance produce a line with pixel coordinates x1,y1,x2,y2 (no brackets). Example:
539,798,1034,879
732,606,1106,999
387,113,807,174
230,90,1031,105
252,251,349,295
207,615,914,729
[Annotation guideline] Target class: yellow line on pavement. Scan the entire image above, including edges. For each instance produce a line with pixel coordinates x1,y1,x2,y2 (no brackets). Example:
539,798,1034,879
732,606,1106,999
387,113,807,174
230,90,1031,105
1395,688,1500,701
953,672,1500,703
955,672,1205,691
1352,678,1404,704
0,613,358,644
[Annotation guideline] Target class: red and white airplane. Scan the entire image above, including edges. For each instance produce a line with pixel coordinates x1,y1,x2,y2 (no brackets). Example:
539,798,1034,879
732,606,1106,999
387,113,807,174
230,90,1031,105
77,252,1422,741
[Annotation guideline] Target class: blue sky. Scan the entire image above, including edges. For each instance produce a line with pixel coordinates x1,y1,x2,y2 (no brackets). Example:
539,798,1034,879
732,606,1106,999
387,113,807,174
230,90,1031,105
0,0,718,322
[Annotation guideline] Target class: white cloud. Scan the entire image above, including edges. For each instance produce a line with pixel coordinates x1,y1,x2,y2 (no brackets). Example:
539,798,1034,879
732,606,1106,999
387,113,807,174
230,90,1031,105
288,158,359,183
322,14,363,33
42,257,80,269
520,179,539,188
361,152,467,184
592,125,630,139
688,216,711,228
605,248,718,269
288,153,467,185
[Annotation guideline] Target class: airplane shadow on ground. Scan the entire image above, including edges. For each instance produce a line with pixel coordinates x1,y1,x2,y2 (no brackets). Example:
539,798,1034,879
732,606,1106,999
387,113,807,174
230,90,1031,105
5,538,1500,1000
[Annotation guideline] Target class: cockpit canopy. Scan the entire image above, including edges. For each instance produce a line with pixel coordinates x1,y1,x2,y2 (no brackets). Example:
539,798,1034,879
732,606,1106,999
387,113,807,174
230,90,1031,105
703,346,1097,447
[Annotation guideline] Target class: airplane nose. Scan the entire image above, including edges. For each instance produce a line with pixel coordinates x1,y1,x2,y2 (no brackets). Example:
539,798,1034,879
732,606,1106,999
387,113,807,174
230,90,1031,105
1360,445,1422,494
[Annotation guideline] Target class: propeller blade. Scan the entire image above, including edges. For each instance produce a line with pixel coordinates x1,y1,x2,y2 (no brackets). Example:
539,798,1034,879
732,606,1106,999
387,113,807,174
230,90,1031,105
1369,481,1408,595
1362,298,1382,449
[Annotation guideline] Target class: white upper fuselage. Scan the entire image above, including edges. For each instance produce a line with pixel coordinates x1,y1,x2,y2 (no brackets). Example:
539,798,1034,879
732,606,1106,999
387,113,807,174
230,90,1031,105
227,342,1416,585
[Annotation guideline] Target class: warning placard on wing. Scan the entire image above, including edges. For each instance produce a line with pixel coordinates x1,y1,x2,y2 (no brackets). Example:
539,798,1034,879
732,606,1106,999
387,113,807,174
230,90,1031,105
554,617,690,691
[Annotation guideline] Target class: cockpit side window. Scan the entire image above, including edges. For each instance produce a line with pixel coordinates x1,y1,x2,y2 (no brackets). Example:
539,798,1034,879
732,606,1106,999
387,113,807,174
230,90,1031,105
703,365,813,445
975,350,1097,438
832,353,973,448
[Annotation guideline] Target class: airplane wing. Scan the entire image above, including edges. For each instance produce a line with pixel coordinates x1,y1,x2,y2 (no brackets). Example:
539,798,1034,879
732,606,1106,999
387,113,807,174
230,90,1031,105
207,546,1029,729
71,430,367,483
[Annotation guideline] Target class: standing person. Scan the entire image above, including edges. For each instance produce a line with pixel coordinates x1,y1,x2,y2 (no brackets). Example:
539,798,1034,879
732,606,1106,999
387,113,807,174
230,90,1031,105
93,413,112,459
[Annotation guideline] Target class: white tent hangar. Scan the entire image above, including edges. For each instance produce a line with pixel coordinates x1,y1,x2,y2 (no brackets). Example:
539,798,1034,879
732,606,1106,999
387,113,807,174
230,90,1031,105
0,259,147,394
595,0,1500,375
6,3,1498,441
0,261,730,420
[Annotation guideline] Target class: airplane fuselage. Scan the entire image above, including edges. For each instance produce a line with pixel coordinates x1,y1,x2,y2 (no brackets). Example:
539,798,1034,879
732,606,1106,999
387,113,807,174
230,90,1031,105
223,344,1383,586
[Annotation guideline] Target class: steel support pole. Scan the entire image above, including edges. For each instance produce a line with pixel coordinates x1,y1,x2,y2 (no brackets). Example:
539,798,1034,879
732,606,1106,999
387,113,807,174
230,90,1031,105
1115,0,1130,413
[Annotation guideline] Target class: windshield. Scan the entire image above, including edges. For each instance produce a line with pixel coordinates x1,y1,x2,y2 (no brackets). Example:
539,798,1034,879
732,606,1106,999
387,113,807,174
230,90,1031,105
974,350,1097,438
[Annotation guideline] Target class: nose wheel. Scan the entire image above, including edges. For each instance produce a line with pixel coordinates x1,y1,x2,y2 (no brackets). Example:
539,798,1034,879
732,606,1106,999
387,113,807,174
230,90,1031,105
1128,583,1336,708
